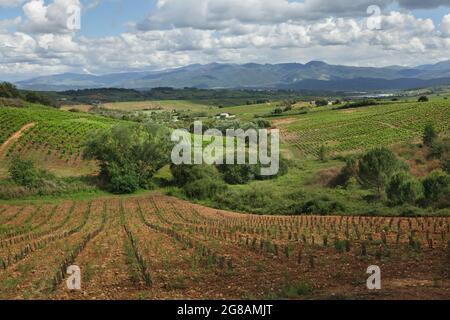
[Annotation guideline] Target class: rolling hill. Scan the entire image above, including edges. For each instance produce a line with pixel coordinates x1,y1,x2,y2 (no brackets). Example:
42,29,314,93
15,60,450,92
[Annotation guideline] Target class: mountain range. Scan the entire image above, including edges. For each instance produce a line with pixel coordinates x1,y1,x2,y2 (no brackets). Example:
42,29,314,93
14,60,450,92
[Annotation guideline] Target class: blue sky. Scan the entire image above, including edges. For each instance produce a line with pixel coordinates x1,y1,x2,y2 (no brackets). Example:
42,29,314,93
0,0,449,80
1,0,449,37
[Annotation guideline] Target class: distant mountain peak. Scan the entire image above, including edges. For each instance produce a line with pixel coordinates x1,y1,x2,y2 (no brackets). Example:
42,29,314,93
15,60,450,92
305,61,329,67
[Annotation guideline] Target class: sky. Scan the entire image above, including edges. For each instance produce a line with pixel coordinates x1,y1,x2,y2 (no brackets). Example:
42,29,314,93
0,0,450,81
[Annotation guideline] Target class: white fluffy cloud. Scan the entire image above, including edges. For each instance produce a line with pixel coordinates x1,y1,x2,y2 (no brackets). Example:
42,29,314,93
0,0,25,7
1,0,450,80
442,14,450,36
19,0,80,34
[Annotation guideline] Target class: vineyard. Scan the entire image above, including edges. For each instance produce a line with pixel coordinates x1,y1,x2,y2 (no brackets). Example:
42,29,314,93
0,105,119,176
278,101,450,157
0,193,448,300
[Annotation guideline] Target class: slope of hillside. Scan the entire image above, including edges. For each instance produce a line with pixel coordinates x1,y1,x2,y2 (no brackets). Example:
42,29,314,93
0,193,448,300
0,105,120,177
274,100,450,157
15,60,450,91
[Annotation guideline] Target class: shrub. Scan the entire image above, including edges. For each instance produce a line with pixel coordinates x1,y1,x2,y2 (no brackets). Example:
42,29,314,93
171,164,221,187
272,107,284,115
315,99,329,107
0,82,20,99
84,123,172,193
423,123,437,147
443,157,450,174
253,119,272,129
430,141,444,158
337,99,377,110
0,97,25,108
318,145,328,162
107,162,140,194
9,158,39,188
282,281,313,297
422,171,450,207
332,156,359,187
418,96,429,102
358,147,408,198
387,172,423,206
184,178,225,200
218,164,256,185
253,157,289,180
170,164,226,200
300,196,345,215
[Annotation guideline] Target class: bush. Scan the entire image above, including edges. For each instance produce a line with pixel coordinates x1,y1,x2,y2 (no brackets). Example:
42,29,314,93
184,178,225,200
9,158,39,188
84,124,172,193
430,141,444,158
171,164,221,187
315,99,329,107
0,97,25,108
332,156,359,187
387,172,423,206
24,91,56,107
0,82,20,99
358,148,407,198
298,196,345,215
443,157,450,174
422,171,450,208
107,162,140,194
170,164,226,200
272,107,284,115
318,145,328,162
418,96,429,102
423,123,437,147
253,157,289,180
218,164,255,185
336,99,377,110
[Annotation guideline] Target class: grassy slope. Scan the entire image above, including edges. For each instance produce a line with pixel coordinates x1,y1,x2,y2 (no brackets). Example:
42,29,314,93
0,104,121,177
272,100,450,157
101,100,214,112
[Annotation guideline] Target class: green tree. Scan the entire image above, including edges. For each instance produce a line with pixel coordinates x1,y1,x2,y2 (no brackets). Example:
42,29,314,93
9,157,39,188
218,164,255,185
0,82,20,99
333,156,359,187
423,123,437,147
387,172,423,206
315,99,329,107
418,96,429,102
358,148,407,198
422,171,450,206
318,145,328,162
84,124,172,194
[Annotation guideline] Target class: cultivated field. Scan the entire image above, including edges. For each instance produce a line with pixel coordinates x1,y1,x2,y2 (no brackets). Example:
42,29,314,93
275,101,450,157
101,100,212,112
0,193,448,300
0,105,118,177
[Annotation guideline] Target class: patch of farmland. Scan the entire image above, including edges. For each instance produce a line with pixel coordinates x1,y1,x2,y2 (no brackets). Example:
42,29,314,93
0,104,120,177
102,100,212,112
277,101,450,157
0,193,448,300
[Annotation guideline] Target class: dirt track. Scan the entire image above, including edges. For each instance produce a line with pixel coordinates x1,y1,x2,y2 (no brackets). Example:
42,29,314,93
0,123,36,157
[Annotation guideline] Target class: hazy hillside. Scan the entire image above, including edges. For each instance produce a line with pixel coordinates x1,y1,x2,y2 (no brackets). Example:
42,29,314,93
15,60,450,91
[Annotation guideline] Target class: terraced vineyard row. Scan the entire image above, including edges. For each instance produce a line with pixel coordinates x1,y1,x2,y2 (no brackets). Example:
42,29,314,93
0,194,448,300
279,101,450,157
0,105,120,171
